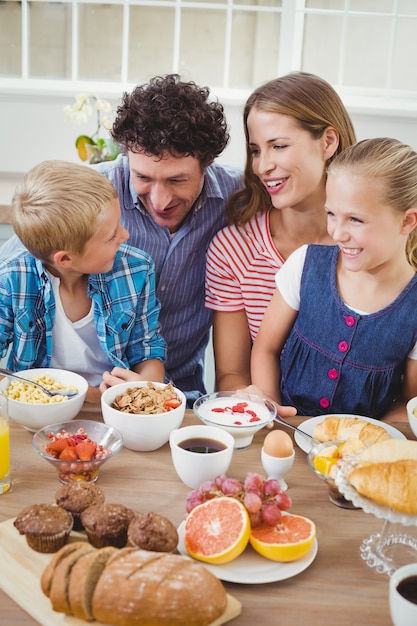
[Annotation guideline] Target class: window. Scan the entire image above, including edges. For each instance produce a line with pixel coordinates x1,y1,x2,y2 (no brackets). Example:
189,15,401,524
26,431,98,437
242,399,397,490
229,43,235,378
0,0,417,104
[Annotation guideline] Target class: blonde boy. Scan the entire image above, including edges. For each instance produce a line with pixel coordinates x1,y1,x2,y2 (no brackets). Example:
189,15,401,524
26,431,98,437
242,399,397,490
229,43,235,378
0,160,166,403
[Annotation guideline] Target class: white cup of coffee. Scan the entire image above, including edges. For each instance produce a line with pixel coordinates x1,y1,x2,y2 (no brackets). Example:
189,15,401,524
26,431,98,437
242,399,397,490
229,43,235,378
389,563,417,626
169,424,234,489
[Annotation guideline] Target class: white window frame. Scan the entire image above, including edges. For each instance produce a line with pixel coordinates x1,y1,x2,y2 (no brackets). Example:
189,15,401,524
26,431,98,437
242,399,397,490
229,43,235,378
1,0,417,117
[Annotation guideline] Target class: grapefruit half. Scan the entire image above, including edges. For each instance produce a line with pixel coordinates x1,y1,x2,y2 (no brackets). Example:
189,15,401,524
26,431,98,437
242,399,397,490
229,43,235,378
183,496,250,564
249,513,316,562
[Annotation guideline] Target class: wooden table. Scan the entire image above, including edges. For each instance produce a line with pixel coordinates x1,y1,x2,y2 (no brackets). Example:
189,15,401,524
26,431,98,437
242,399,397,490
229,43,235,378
1,406,414,626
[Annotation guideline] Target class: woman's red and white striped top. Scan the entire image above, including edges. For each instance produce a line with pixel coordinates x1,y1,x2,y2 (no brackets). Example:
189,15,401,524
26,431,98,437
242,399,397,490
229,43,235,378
205,210,284,342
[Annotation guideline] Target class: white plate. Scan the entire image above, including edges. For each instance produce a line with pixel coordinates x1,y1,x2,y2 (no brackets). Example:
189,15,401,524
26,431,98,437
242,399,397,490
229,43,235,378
294,414,406,453
176,521,318,584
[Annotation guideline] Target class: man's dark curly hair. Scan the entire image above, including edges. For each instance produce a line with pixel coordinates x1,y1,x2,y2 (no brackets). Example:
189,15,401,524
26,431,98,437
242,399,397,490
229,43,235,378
111,74,230,168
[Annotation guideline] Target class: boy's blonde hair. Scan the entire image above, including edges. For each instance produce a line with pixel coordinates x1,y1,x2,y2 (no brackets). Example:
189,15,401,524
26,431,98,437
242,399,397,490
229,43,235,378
328,137,417,270
11,160,118,261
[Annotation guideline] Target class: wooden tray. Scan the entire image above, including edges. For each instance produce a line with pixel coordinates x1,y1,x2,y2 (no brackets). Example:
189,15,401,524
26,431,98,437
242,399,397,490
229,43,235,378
0,518,241,625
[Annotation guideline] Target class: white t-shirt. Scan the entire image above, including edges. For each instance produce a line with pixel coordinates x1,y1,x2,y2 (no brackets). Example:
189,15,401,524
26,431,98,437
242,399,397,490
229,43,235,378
48,274,113,386
275,245,417,359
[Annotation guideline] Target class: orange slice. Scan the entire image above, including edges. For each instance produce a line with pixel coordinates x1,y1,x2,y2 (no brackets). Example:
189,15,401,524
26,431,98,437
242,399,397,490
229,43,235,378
183,496,250,564
249,513,316,562
313,454,338,476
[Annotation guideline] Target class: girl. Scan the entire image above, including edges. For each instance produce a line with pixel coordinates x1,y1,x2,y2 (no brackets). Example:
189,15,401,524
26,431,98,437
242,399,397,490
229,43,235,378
205,72,356,394
251,138,417,420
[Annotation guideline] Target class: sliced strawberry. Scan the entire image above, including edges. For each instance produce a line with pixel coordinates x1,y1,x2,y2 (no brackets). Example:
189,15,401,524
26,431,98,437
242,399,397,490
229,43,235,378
46,438,69,454
231,402,248,413
59,446,78,461
164,398,181,410
74,440,97,461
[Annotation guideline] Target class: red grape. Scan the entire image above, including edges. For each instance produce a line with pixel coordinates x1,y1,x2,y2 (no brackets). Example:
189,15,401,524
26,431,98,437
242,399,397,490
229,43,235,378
221,477,242,495
214,474,227,488
264,478,282,496
248,510,262,527
275,491,292,511
244,472,265,492
243,491,263,513
199,480,216,495
185,489,204,513
186,471,293,525
261,503,282,526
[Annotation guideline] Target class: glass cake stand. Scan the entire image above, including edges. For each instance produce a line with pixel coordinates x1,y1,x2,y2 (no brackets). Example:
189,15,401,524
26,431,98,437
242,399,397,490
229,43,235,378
335,457,417,576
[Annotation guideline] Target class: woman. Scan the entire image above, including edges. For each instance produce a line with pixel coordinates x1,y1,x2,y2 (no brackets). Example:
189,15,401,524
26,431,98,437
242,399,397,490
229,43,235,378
205,71,356,392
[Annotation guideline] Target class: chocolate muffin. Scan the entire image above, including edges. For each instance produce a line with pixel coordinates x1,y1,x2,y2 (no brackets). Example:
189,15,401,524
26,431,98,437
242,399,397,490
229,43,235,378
14,504,73,553
80,503,135,548
127,512,178,552
55,482,105,531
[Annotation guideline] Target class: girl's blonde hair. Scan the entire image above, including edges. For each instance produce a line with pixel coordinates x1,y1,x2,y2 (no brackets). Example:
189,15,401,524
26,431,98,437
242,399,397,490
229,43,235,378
328,137,417,270
226,71,357,226
11,160,118,261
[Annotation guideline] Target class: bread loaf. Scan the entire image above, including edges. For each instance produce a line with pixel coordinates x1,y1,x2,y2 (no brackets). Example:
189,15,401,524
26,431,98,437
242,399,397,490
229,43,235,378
48,542,96,614
40,541,87,597
92,548,227,626
312,416,391,445
67,545,117,620
42,544,228,625
359,439,417,464
348,459,417,514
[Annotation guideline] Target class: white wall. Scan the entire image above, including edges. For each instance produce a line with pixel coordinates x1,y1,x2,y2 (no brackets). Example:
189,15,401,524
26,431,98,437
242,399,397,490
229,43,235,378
1,92,417,179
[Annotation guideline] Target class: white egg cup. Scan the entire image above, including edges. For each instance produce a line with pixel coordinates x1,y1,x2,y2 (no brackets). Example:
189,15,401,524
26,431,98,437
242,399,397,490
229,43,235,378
261,447,295,491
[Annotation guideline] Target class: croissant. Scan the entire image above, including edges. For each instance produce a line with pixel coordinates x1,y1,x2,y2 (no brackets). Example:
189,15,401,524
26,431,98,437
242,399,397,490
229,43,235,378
312,416,391,445
359,439,417,464
348,459,417,514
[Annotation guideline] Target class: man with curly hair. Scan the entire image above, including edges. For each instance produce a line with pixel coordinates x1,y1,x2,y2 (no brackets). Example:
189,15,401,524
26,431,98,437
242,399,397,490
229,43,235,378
96,75,243,403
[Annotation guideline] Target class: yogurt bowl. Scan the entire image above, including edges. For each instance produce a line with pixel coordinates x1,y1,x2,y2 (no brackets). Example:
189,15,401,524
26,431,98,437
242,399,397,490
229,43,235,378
193,391,276,449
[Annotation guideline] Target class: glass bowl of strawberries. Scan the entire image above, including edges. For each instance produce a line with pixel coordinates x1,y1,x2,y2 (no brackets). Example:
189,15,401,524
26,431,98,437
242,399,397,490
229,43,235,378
32,419,123,483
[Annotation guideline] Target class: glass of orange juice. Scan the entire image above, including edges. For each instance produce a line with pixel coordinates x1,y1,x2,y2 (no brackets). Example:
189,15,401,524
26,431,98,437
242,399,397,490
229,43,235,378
0,395,10,494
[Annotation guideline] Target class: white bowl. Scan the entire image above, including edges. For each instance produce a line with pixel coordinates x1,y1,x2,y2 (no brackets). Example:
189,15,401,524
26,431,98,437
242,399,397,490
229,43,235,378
169,424,234,488
101,381,186,451
193,391,276,449
406,397,417,439
0,368,88,432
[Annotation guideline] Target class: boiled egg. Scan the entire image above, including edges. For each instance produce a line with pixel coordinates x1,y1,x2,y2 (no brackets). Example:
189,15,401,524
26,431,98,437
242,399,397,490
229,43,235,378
263,429,294,458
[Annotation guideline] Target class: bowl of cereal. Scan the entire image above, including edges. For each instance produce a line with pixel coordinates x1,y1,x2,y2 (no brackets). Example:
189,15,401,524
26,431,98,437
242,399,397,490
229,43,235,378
0,368,88,431
101,381,186,451
32,419,123,482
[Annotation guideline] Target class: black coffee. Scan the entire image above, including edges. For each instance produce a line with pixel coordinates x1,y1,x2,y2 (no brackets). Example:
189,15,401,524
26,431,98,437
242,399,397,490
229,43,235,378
178,437,227,454
397,575,417,605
